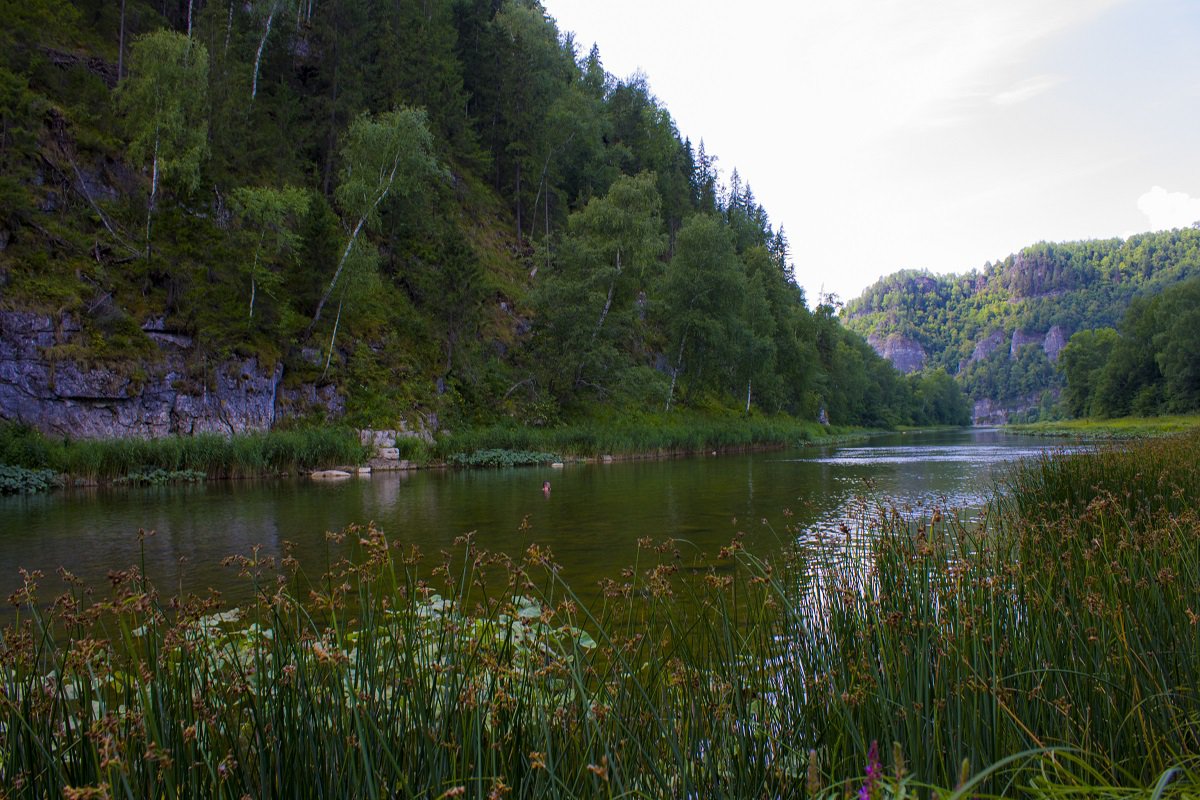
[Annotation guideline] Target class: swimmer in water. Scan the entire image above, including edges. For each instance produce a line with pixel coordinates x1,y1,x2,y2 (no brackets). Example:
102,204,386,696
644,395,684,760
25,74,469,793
542,481,551,496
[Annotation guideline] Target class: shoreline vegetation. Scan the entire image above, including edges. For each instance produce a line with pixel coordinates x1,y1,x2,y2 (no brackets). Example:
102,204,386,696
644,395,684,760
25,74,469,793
1006,413,1200,439
0,415,867,492
3,431,1198,796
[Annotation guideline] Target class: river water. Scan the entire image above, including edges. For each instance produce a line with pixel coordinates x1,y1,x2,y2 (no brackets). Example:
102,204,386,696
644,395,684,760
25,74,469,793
0,428,1068,608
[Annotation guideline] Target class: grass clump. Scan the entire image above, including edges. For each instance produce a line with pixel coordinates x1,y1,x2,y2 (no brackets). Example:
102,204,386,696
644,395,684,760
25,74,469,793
775,431,1200,792
0,422,368,482
434,411,847,462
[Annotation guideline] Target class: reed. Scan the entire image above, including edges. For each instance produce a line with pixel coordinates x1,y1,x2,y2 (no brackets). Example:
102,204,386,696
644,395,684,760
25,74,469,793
2,435,1199,797
433,412,847,462
0,423,368,481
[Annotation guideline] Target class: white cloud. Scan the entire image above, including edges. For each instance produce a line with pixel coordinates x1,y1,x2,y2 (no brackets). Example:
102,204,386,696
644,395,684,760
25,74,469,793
1137,186,1200,230
992,74,1064,106
545,0,1150,303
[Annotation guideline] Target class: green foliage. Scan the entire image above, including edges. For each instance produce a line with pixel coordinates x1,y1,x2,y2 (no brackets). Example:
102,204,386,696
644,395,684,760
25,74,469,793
844,229,1200,417
1,0,935,434
909,368,971,426
446,448,559,468
0,463,60,493
433,412,846,461
1008,414,1200,439
116,30,209,198
113,467,206,485
661,214,747,406
5,439,1200,795
0,422,366,480
1057,328,1119,417
0,422,54,467
1058,278,1200,419
228,185,309,323
532,172,666,397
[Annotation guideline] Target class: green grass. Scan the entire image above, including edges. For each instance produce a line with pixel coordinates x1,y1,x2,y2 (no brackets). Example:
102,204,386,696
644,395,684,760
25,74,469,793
3,433,1199,797
1007,413,1200,439
433,411,851,462
0,422,368,481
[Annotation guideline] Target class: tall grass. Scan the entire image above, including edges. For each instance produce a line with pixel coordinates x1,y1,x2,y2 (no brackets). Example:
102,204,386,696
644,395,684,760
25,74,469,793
1007,414,1200,439
433,412,848,462
769,432,1200,791
2,434,1199,797
0,423,368,480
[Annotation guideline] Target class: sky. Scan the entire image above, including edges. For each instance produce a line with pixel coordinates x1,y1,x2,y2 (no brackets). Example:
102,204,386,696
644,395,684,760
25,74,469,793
541,0,1200,305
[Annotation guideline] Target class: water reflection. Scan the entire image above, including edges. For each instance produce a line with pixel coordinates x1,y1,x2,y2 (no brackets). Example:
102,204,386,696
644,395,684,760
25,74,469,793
0,429,1068,609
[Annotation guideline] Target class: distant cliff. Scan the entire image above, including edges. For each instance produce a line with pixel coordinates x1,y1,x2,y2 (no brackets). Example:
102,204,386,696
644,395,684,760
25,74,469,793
843,228,1200,423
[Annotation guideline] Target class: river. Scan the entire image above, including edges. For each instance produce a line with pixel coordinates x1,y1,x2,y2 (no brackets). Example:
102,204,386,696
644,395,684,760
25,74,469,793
0,428,1068,608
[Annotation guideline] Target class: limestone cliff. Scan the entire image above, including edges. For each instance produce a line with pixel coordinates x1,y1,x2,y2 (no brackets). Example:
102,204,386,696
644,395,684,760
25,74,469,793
866,333,927,374
0,311,342,438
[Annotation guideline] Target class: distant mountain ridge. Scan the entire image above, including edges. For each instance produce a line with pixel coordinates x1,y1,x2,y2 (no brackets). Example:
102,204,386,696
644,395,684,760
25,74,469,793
842,227,1200,423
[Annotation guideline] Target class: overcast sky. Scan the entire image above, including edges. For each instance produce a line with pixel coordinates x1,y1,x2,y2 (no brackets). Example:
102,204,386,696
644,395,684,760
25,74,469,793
541,0,1200,305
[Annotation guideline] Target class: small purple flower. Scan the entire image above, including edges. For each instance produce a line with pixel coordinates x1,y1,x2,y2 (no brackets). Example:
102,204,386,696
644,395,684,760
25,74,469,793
858,740,881,800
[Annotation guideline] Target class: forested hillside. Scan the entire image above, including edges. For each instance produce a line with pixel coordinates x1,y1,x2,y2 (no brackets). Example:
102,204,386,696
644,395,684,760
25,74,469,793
0,0,967,435
843,228,1200,422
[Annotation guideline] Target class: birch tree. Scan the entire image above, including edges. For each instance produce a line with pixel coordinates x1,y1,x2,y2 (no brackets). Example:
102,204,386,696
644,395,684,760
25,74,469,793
533,172,664,394
115,30,209,258
250,0,285,100
229,186,309,320
306,107,439,336
661,215,746,411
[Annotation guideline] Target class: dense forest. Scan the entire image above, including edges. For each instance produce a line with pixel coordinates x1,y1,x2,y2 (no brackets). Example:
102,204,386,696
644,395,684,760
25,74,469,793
0,0,969,433
843,228,1200,421
1058,276,1200,418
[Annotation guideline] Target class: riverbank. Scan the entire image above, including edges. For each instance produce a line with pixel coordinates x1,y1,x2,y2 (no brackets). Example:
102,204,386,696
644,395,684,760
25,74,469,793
428,413,866,463
0,413,871,490
1006,413,1200,439
2,431,1197,796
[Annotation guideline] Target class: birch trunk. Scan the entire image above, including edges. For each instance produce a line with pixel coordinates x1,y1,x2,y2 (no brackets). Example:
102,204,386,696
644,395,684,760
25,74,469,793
248,234,263,318
576,249,621,386
665,327,688,412
145,130,160,258
251,9,275,100
306,157,400,336
321,298,343,379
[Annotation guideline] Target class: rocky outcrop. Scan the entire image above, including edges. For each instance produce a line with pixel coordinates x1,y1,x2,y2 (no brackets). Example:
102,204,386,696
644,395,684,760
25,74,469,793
867,333,926,374
358,425,433,470
0,310,343,438
1043,325,1068,363
1010,329,1042,358
972,391,1055,425
966,330,1006,368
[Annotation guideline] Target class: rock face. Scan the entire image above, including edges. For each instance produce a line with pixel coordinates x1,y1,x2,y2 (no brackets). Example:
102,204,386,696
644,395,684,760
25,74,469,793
1043,325,1068,363
972,391,1054,426
867,333,926,374
967,330,1006,367
0,311,343,438
1010,329,1042,358
359,426,430,470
